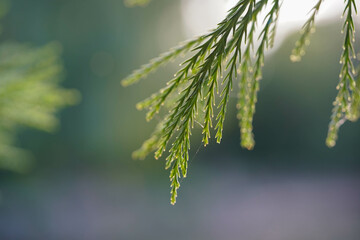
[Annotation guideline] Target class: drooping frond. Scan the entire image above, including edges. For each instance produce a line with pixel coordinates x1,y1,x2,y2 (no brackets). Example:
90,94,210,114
239,0,280,150
123,0,360,204
348,65,360,121
290,0,323,62
158,0,264,204
132,120,164,160
123,0,282,204
121,37,205,86
326,0,357,147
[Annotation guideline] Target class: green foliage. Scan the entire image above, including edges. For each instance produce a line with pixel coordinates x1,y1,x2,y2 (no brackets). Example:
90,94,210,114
326,0,358,147
0,0,79,172
0,43,79,172
122,0,359,204
124,0,150,7
290,0,323,62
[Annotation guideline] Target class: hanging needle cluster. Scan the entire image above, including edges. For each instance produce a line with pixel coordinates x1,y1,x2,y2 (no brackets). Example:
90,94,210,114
325,0,358,147
122,0,359,204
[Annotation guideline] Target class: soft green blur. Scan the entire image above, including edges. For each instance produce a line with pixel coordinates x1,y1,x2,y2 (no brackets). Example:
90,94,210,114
0,0,79,172
124,0,151,7
0,1,359,239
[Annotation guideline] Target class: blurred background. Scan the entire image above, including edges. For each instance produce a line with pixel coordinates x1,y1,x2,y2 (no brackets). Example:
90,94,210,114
0,0,359,239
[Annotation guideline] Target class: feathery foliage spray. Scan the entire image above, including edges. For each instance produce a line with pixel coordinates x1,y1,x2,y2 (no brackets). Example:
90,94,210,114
123,0,359,204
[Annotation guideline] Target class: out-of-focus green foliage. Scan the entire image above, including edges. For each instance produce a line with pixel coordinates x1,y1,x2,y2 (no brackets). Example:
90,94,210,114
0,0,79,172
0,0,9,34
0,42,79,172
124,0,150,7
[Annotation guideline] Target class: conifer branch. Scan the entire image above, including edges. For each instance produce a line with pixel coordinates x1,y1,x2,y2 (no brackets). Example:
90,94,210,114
123,0,359,204
239,0,280,150
326,0,357,147
290,0,323,62
123,0,281,204
121,37,205,86
348,65,360,121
